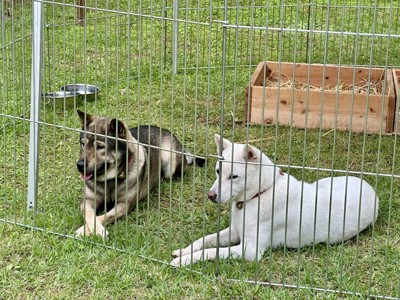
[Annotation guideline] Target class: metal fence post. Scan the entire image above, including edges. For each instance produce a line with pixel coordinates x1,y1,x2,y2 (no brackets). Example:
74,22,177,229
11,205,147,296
27,0,44,211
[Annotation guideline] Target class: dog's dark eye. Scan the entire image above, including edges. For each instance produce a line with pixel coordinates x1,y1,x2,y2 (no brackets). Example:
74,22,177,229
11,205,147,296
229,174,238,180
97,144,105,151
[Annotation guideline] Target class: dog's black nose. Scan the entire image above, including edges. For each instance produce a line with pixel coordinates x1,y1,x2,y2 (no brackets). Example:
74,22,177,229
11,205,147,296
76,160,85,173
207,191,217,202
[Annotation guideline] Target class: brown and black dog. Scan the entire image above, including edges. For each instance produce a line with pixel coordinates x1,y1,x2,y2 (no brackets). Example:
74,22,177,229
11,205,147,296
75,110,205,238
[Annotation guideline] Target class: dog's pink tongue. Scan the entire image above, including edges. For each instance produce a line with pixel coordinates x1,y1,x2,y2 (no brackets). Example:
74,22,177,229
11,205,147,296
80,173,93,181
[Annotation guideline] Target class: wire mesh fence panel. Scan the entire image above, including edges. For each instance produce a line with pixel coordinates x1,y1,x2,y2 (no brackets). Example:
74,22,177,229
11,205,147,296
1,0,32,227
1,0,400,298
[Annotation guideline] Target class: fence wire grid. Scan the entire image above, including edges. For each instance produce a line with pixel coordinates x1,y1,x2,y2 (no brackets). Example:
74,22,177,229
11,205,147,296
1,0,400,298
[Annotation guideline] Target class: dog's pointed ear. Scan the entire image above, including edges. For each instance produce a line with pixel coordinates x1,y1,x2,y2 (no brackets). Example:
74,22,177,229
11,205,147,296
214,134,231,154
243,144,258,161
109,118,126,138
77,110,94,128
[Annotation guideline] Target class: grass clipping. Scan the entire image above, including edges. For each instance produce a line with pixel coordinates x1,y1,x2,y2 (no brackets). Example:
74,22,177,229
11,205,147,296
265,74,385,95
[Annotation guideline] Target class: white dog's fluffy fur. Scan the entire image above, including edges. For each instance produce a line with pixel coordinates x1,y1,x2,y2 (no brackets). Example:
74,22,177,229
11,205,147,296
171,134,379,266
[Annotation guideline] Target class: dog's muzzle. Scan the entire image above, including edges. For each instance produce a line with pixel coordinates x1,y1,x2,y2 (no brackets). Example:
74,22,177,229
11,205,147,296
77,160,92,181
207,191,218,203
76,160,85,173
76,160,107,181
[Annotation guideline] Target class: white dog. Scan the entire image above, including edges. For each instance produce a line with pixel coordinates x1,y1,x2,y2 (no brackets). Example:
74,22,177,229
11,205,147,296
171,134,379,266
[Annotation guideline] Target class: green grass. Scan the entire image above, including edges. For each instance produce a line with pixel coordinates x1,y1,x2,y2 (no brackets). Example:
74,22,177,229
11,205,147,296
5,223,369,300
1,1,400,299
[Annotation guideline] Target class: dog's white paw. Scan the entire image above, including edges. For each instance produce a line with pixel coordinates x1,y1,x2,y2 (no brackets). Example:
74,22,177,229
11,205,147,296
75,224,91,236
170,255,193,267
172,249,184,257
172,246,192,257
93,223,109,239
101,229,109,239
76,223,109,239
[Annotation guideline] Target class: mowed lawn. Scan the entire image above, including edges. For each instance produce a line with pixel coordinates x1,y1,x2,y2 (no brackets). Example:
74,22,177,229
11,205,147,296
1,0,400,299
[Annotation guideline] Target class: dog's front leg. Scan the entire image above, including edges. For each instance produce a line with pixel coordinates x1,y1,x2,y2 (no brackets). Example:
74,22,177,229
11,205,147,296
76,199,108,238
97,202,130,226
170,244,246,267
171,226,239,257
171,240,265,267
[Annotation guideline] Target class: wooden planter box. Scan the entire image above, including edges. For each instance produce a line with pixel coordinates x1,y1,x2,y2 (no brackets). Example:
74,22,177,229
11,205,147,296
246,62,396,134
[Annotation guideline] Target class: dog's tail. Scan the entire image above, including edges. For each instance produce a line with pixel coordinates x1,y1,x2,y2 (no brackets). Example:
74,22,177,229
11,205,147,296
184,151,206,167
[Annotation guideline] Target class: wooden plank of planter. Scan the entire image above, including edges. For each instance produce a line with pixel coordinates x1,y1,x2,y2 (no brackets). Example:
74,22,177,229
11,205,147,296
246,61,396,134
245,62,272,122
393,69,400,133
263,62,388,88
386,69,396,133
